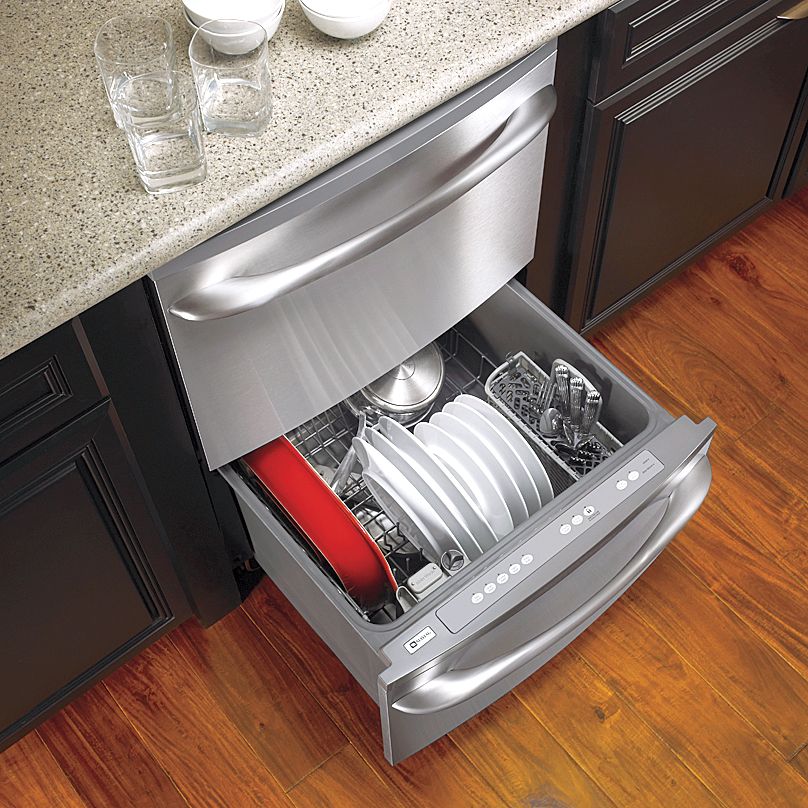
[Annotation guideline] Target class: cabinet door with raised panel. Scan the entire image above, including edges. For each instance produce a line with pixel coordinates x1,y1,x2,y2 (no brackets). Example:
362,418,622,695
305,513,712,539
0,401,187,747
569,2,808,330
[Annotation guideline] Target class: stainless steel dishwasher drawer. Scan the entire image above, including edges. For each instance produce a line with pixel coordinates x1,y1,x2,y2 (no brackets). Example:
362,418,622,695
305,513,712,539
218,281,715,764
152,43,558,471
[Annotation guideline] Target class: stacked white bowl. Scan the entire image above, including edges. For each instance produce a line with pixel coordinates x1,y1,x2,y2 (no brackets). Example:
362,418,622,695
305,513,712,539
182,0,286,40
297,0,391,39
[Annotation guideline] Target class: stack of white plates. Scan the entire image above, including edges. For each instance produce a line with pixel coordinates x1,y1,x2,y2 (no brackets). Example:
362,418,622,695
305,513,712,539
353,393,553,566
183,0,286,40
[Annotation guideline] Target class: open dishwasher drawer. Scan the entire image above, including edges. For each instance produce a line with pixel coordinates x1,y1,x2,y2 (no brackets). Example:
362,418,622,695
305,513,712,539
219,281,714,763
150,41,714,764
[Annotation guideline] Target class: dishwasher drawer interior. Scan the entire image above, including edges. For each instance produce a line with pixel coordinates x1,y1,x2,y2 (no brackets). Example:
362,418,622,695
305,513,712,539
219,280,715,763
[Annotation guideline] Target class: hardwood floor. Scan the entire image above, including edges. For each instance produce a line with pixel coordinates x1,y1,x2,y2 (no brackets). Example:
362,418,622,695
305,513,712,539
3,188,808,807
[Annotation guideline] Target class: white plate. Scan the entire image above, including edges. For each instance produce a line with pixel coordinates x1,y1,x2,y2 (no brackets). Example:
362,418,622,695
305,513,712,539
413,422,514,540
444,400,542,515
377,417,496,552
352,437,460,563
366,429,481,560
454,394,554,507
428,412,530,526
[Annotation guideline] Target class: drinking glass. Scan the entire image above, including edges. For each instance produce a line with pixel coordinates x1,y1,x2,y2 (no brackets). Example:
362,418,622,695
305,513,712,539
117,72,207,194
94,15,175,127
189,19,272,137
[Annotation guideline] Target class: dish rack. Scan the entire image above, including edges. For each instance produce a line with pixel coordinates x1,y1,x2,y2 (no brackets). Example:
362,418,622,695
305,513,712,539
246,328,621,623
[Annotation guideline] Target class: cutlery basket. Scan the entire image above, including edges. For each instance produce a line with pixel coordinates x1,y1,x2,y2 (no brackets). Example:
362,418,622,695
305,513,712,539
485,352,622,480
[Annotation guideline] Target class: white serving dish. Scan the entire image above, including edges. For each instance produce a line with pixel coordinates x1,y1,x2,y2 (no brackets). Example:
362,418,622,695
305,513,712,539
184,0,283,27
184,6,285,52
297,0,390,39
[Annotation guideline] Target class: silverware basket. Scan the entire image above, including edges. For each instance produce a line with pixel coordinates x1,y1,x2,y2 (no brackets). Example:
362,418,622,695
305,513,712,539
485,352,622,482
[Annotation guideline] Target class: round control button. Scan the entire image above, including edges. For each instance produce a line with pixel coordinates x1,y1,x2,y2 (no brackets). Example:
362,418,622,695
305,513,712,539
571,514,583,525
583,505,595,517
509,563,521,575
628,470,640,481
496,573,508,585
616,479,628,490
560,523,572,535
484,582,496,594
521,553,534,565
471,592,484,604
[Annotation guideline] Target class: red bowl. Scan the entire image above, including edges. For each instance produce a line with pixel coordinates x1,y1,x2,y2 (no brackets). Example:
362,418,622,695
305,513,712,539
242,436,397,610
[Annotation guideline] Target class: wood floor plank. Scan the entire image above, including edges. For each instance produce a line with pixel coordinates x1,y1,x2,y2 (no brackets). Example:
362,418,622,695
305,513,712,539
573,600,808,807
727,403,808,514
0,732,86,808
694,240,808,379
104,635,291,807
287,746,405,808
589,308,769,440
170,611,347,790
791,745,808,782
449,692,615,808
36,685,186,808
625,551,808,758
514,649,721,808
696,432,808,582
242,580,506,808
670,501,808,682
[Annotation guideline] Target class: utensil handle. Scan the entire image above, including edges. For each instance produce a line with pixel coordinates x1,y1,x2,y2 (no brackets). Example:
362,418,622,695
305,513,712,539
169,85,558,322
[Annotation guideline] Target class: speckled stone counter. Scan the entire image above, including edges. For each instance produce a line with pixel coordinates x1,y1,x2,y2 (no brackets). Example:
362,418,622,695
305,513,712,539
0,0,613,360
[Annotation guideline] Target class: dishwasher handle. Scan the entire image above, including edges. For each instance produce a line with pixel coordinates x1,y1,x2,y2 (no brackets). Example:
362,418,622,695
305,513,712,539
169,85,557,322
391,453,712,716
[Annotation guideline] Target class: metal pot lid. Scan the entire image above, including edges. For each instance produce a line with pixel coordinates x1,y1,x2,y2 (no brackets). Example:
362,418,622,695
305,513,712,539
360,342,444,414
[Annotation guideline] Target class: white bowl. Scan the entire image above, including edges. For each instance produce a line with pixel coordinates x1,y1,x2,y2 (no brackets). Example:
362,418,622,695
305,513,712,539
183,0,283,27
297,0,390,39
184,6,284,52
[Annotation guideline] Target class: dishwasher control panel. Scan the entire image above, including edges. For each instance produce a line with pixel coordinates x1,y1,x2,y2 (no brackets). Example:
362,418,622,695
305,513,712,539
436,450,665,633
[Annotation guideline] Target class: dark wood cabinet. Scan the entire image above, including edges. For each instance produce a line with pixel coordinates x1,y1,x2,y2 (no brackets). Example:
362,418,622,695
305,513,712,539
0,401,188,745
529,0,808,332
0,281,244,752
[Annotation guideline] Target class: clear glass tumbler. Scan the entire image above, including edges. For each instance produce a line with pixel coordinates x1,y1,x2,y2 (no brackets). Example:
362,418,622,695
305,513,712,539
117,72,207,194
189,19,272,137
94,15,175,127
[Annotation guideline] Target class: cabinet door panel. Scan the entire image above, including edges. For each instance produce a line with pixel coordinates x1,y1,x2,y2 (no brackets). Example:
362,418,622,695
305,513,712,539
577,13,808,324
0,402,180,743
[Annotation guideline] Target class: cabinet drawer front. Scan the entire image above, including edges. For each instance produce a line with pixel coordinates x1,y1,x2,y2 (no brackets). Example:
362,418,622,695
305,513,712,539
0,322,104,466
591,0,763,101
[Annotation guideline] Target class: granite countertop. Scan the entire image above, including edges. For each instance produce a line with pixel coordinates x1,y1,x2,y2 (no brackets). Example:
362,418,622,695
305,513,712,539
0,0,612,361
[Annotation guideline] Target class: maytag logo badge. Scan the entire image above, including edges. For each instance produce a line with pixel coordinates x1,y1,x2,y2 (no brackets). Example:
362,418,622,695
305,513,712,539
404,626,436,654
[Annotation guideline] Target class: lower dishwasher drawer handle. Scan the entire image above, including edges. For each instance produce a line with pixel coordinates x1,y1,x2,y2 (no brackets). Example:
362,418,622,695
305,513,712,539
392,455,711,716
169,85,557,322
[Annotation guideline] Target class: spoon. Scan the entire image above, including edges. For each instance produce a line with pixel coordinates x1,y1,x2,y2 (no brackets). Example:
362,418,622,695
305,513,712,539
539,406,563,438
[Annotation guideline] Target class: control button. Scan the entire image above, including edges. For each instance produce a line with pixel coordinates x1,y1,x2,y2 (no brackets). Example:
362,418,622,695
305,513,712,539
471,592,484,605
583,505,595,517
616,479,628,490
496,573,509,585
509,563,521,575
571,514,583,525
628,470,640,481
560,523,572,535
484,582,496,594
521,553,534,565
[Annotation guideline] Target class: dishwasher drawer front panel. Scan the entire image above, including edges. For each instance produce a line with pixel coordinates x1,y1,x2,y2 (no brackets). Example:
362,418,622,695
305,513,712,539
379,447,713,764
152,47,557,471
